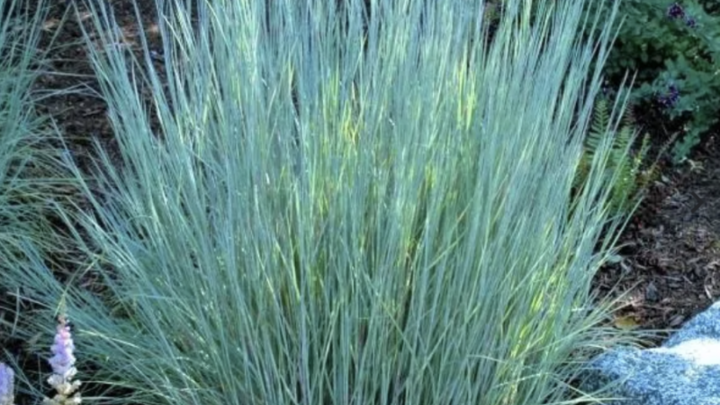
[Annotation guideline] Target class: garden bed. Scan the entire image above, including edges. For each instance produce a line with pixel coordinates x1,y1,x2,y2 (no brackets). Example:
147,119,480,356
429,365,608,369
2,0,719,403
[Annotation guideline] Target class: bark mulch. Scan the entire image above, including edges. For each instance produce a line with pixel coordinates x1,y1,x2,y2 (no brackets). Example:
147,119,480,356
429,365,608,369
594,132,720,344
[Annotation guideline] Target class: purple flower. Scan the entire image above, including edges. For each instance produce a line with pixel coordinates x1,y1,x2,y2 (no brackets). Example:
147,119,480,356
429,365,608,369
686,17,697,28
49,318,76,381
667,3,685,19
658,83,680,108
0,363,14,405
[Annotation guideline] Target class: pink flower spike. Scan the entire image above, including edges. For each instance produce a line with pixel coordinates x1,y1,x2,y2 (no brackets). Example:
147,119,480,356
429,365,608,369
48,318,76,380
44,315,82,405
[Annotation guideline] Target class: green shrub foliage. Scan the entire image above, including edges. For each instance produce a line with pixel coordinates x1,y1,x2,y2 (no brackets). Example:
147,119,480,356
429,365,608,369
598,0,720,162
489,0,720,162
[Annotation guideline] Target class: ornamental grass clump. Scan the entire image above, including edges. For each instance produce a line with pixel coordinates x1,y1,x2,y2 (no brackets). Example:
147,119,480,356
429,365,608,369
4,0,642,404
0,1,83,402
0,0,68,267
0,0,77,338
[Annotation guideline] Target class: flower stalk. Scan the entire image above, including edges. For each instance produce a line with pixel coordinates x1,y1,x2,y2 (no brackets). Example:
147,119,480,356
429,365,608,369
43,315,81,405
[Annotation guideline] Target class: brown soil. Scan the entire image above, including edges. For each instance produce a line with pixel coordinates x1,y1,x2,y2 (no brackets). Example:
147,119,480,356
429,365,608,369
2,0,720,401
595,132,720,343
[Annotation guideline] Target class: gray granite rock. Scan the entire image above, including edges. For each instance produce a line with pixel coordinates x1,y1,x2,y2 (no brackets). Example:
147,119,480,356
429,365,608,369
585,301,720,405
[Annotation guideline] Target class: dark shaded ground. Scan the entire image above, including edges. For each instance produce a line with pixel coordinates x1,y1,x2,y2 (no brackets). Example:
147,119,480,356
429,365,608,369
2,0,720,402
31,0,163,168
595,131,720,343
